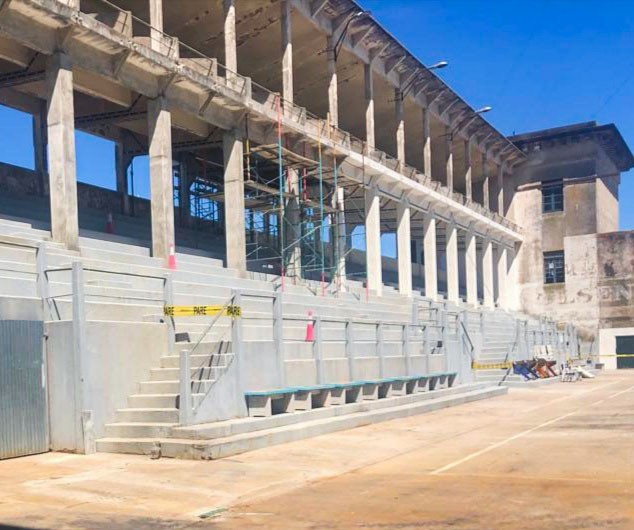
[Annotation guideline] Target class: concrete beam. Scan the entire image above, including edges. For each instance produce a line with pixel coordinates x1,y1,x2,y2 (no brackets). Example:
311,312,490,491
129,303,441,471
365,185,382,295
147,96,175,260
223,131,247,273
423,212,437,300
46,52,79,250
0,35,33,66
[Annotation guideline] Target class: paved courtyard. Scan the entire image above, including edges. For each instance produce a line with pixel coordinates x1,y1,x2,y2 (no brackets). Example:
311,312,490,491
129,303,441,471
1,371,633,530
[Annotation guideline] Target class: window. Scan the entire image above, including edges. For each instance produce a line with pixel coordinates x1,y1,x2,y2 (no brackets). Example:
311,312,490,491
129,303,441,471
544,251,565,284
542,181,563,213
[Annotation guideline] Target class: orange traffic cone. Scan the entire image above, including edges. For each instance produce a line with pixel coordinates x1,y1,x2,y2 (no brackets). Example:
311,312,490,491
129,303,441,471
305,310,314,342
105,212,114,234
167,243,177,270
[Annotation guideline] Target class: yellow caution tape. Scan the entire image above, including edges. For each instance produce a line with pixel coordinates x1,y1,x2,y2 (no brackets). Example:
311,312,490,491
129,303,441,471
597,354,634,358
471,361,513,370
164,305,242,317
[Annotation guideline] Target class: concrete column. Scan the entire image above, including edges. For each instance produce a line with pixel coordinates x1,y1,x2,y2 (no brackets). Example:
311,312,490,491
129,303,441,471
445,131,454,191
326,35,338,128
396,201,412,297
482,152,490,210
115,142,131,216
148,0,164,53
335,185,347,291
395,90,405,166
364,63,374,149
46,53,79,250
281,0,293,104
464,139,473,201
496,243,508,309
465,231,478,307
280,3,301,278
482,237,494,308
497,163,505,215
147,97,175,259
422,107,431,176
223,131,247,273
32,100,48,196
423,212,437,300
223,0,238,74
364,186,382,295
285,168,301,279
445,222,459,303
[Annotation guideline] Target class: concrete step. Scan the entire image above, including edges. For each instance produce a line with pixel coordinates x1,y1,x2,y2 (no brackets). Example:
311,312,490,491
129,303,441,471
96,384,508,460
115,408,179,423
127,393,205,409
138,379,216,395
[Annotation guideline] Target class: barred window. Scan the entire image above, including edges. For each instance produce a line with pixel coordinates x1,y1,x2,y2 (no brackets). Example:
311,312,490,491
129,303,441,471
542,181,564,213
544,251,565,284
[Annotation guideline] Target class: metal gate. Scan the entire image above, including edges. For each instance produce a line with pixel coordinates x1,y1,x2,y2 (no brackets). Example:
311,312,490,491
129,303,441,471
0,320,48,459
616,336,634,369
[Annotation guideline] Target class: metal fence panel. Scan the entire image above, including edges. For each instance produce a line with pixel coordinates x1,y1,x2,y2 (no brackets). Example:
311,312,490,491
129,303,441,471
0,320,47,459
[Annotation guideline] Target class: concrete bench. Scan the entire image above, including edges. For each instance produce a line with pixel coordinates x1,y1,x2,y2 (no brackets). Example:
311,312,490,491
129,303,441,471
245,372,458,417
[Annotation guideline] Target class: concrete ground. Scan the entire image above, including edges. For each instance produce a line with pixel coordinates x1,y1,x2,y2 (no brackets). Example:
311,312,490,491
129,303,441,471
1,371,633,530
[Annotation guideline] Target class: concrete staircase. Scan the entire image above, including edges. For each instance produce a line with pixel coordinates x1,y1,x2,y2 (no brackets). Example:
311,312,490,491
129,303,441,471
0,199,564,459
96,382,507,460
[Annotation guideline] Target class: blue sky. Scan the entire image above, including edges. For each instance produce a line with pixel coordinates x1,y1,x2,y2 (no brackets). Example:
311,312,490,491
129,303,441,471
0,0,632,229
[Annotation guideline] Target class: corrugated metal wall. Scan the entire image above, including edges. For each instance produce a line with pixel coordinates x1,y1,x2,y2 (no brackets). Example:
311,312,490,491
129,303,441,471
0,320,48,460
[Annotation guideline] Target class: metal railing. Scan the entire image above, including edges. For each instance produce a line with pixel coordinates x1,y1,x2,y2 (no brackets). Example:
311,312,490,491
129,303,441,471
71,0,521,234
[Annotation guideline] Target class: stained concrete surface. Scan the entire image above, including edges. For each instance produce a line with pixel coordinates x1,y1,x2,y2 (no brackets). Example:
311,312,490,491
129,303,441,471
1,372,633,529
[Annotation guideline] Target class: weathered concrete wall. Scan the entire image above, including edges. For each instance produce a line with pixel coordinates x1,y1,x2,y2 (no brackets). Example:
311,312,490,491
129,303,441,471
46,320,168,452
596,176,619,233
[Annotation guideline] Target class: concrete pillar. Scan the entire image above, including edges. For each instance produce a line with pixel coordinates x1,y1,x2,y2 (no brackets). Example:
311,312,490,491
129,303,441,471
464,139,472,201
395,90,405,166
115,142,131,216
482,237,494,308
445,131,454,191
465,231,477,307
326,35,338,128
223,131,247,273
497,163,505,215
335,185,347,291
496,243,508,309
148,0,164,53
396,201,412,296
364,63,375,149
32,100,48,196
482,152,490,210
285,168,301,279
423,212,437,301
364,186,382,295
281,0,293,104
445,222,459,303
46,53,79,250
280,3,301,278
147,97,175,259
223,0,238,74
422,107,431,176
